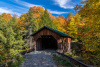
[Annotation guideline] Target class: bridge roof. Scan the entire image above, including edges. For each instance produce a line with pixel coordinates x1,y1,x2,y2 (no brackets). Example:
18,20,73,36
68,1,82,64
31,26,72,38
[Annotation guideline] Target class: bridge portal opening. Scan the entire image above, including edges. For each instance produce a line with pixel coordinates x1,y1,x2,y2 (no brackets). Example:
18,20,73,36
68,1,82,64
36,35,57,50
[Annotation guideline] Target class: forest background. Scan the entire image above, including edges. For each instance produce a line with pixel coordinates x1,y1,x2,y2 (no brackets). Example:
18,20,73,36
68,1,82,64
0,0,100,66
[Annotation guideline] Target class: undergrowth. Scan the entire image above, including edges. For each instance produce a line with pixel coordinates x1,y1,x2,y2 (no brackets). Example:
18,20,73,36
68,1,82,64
53,54,74,67
10,55,25,67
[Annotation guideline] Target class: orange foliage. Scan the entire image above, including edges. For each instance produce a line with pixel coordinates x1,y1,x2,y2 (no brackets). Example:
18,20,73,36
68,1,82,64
30,6,45,22
49,13,55,20
30,6,44,14
1,13,12,21
17,18,25,30
53,16,67,33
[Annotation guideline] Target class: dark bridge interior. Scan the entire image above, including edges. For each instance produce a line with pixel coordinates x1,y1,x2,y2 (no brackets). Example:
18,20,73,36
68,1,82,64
36,35,57,50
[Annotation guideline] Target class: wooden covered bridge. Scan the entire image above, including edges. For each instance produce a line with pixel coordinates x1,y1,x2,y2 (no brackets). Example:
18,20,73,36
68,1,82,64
30,26,72,53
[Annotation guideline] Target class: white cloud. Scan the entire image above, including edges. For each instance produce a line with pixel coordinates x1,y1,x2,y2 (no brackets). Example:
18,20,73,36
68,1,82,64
54,0,74,9
0,8,12,13
0,7,21,17
15,0,67,15
0,1,27,13
48,9,68,15
2,0,68,16
15,0,42,7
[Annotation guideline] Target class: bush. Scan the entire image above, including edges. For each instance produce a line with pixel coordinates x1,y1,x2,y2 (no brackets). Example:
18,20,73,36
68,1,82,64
71,41,82,56
10,55,25,67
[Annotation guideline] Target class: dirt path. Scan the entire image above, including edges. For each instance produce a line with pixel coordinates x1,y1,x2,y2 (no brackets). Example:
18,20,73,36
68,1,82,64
21,50,57,67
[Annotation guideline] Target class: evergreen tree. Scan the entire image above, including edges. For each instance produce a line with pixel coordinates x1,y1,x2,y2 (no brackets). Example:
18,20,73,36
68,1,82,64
40,8,56,29
0,16,24,63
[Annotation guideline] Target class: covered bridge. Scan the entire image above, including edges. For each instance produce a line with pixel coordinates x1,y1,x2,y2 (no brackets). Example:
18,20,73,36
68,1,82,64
31,26,72,53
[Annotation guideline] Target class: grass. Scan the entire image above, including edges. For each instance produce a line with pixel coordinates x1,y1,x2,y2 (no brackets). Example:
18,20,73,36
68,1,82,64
53,54,75,67
65,52,91,65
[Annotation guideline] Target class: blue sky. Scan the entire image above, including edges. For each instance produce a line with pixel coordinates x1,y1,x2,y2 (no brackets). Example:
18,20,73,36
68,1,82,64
0,0,81,17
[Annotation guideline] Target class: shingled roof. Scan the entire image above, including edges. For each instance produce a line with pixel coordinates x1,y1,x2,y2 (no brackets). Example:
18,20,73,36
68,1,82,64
31,26,72,38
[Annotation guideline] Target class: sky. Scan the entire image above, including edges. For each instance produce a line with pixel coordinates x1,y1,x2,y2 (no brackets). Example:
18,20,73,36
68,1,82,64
0,0,81,17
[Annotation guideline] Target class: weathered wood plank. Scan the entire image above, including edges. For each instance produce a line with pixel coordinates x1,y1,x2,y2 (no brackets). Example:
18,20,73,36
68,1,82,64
32,28,71,53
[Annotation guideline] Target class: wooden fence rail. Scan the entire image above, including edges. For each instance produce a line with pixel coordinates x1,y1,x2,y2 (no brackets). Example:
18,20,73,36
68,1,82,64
20,48,35,55
56,51,90,67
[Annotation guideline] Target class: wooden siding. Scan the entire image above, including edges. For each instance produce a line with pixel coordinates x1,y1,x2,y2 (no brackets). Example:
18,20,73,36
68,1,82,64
57,37,71,53
36,38,42,50
32,28,71,53
33,28,61,41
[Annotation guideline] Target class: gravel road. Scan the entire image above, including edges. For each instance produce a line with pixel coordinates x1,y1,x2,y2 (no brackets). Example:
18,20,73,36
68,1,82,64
21,49,57,67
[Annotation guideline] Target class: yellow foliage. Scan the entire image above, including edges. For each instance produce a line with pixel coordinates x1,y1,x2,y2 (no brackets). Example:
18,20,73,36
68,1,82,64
0,45,3,49
53,16,67,33
21,17,25,20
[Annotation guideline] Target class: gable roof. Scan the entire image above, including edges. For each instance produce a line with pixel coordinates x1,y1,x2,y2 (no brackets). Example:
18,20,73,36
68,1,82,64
31,26,72,38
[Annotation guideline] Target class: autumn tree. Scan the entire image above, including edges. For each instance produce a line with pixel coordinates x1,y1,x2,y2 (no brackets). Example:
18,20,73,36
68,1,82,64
17,17,25,30
75,0,100,66
0,13,12,22
53,16,67,33
65,12,78,40
66,16,77,40
20,6,45,32
66,12,74,23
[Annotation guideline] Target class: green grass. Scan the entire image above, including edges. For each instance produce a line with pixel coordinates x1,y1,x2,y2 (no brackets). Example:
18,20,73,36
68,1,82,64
65,52,90,65
53,54,74,67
